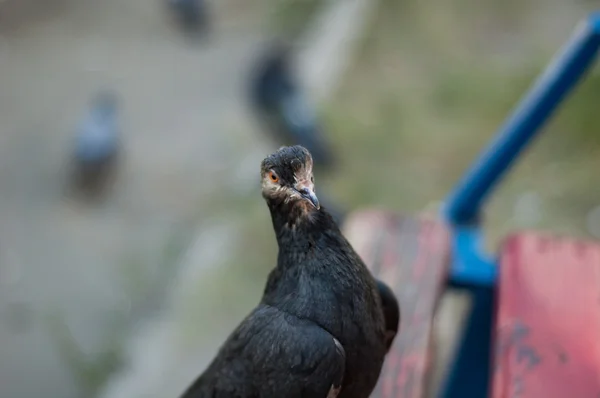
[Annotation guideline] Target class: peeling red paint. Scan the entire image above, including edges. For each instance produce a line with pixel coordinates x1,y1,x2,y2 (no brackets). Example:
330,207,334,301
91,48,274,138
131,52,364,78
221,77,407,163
493,232,600,398
344,212,450,398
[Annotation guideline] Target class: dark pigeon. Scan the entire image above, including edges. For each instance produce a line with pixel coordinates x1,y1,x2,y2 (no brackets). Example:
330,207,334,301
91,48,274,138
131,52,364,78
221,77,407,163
168,0,209,39
180,146,395,398
70,91,120,197
249,44,335,170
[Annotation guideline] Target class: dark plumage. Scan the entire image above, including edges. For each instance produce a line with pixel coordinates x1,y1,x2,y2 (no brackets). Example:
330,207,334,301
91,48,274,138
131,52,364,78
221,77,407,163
249,44,335,169
376,279,400,351
180,146,391,398
70,91,120,197
168,0,209,38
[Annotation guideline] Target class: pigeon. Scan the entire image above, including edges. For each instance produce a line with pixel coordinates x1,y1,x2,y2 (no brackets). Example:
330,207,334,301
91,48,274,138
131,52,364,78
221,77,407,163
70,91,120,197
167,0,210,39
180,146,395,398
249,43,335,170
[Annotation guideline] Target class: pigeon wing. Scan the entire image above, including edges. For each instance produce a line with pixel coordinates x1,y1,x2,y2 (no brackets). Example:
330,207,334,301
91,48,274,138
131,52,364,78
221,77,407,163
180,304,346,398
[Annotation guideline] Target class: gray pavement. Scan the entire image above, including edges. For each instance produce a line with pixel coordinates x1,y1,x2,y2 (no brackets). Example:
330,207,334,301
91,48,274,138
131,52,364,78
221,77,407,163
0,1,267,397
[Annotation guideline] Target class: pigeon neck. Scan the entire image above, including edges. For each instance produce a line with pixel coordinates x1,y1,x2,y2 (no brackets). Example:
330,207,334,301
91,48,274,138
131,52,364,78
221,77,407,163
268,201,334,247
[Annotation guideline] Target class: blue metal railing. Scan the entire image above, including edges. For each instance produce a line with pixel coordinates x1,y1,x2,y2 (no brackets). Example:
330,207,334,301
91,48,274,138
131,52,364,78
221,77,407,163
442,14,600,398
445,13,600,226
441,12,600,287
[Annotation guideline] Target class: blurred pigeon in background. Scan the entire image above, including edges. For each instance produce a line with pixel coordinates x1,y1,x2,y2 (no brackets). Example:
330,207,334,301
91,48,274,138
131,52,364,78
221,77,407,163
70,91,120,198
249,42,336,170
167,0,210,39
249,42,345,223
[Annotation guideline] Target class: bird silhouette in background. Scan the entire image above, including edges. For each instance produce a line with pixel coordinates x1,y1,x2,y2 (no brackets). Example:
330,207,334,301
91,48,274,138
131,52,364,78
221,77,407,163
180,146,398,398
70,91,120,199
249,43,336,170
167,0,210,40
249,43,345,224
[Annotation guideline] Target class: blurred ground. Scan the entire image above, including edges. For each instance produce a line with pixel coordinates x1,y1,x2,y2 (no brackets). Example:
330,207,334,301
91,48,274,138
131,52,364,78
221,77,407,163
0,1,272,397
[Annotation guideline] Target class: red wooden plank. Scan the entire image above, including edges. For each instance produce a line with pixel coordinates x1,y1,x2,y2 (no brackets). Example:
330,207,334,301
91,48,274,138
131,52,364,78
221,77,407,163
343,210,450,398
493,232,600,398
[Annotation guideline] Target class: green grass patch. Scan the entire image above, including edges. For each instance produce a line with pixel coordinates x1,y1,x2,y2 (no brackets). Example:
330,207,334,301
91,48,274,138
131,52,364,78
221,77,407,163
323,0,600,245
263,0,322,38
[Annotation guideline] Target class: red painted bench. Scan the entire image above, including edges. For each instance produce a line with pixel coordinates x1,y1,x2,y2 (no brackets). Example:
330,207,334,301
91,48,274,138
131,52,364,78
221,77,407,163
343,210,450,398
493,232,600,398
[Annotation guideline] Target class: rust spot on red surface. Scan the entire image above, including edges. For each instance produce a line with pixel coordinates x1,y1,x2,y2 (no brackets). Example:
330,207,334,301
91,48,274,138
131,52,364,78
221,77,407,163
493,232,600,398
343,211,450,398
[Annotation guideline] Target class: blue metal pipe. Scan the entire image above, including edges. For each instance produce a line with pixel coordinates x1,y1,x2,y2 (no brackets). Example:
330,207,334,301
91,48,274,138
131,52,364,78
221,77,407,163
445,13,600,225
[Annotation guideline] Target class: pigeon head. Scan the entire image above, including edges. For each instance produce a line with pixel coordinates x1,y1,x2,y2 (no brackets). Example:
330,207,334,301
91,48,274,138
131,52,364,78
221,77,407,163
260,145,319,211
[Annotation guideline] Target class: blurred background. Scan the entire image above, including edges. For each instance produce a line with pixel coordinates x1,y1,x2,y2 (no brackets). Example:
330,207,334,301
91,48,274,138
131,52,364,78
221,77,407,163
0,0,599,397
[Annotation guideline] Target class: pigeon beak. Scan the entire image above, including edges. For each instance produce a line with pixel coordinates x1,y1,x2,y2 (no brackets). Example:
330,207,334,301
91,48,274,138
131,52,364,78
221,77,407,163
296,186,320,209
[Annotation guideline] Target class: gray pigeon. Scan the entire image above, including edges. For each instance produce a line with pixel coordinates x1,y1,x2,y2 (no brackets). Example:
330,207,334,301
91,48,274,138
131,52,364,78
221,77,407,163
71,91,120,197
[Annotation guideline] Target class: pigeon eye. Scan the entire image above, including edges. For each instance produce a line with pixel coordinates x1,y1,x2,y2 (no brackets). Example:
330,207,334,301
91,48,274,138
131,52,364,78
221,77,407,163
268,171,279,183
